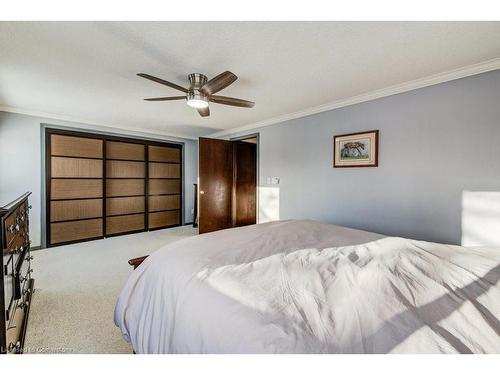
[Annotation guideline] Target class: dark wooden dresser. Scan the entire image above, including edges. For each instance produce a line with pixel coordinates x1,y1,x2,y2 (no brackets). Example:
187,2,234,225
0,192,34,354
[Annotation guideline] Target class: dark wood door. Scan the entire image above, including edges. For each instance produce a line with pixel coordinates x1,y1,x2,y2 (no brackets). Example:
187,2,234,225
199,137,234,234
233,141,257,227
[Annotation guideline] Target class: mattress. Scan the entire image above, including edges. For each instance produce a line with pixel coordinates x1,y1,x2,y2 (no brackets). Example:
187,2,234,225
114,219,500,353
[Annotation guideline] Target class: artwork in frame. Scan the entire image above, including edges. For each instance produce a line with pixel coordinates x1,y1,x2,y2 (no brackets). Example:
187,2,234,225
333,130,379,168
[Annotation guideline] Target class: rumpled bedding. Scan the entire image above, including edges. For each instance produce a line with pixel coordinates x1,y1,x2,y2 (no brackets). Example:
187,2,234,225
114,220,500,353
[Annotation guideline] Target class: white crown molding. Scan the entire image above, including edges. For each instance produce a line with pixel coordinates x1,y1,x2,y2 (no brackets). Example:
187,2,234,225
2,58,499,141
0,105,198,141
210,58,500,138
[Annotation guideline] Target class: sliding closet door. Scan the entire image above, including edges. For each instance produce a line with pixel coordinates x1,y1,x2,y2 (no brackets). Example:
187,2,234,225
46,130,183,247
147,145,182,229
47,134,104,245
105,141,146,236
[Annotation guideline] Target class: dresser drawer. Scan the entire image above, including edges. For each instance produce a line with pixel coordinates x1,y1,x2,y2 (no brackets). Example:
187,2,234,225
3,235,23,258
6,234,30,277
5,280,33,354
3,250,31,326
6,299,25,353
3,202,29,250
4,211,19,248
5,272,33,354
11,236,30,280
5,277,33,354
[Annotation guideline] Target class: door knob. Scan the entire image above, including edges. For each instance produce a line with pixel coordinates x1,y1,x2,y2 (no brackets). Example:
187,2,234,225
200,191,205,195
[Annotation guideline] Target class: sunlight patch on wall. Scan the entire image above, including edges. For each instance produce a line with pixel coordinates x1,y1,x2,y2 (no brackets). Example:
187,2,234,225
258,186,280,223
462,191,500,246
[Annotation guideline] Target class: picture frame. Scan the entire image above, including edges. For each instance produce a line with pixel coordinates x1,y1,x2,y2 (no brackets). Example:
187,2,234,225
333,130,379,168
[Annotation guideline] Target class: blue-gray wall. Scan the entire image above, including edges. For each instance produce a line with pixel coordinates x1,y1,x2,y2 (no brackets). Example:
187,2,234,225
0,111,198,247
230,70,500,245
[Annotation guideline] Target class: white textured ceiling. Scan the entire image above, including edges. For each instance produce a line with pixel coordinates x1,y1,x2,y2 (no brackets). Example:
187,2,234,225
1,22,499,139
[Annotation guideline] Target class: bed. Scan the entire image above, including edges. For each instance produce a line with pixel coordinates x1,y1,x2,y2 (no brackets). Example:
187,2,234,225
114,220,500,353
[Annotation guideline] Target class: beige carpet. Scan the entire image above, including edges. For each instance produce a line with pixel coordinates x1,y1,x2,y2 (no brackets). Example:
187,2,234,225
24,225,198,354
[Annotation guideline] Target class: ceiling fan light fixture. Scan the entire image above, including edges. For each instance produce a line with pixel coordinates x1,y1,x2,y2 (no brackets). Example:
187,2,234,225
186,91,209,108
187,98,209,109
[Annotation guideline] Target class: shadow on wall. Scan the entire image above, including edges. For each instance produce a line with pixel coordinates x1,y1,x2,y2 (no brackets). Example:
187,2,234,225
258,186,279,223
462,191,500,246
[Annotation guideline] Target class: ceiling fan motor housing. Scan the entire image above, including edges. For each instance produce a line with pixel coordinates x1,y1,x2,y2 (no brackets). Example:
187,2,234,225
187,73,209,106
188,73,208,90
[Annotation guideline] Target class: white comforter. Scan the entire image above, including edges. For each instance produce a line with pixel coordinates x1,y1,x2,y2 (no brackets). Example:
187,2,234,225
114,220,500,353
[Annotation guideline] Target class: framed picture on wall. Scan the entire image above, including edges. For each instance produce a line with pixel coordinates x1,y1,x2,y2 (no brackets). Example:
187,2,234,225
333,130,379,168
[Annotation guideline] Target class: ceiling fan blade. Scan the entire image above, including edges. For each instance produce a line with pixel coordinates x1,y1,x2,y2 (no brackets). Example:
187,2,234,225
200,71,237,95
197,107,210,117
209,95,255,108
144,96,185,101
137,73,188,93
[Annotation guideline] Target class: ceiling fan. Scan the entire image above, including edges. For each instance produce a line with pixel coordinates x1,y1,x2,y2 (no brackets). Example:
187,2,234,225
137,71,255,117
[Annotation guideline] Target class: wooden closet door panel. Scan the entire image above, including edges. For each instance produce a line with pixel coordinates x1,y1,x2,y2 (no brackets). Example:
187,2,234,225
148,145,180,163
50,199,102,222
233,141,257,227
48,132,104,245
149,163,180,178
106,141,145,161
146,144,182,228
104,140,147,236
51,157,103,178
148,179,180,195
148,211,180,229
148,195,180,212
198,138,233,234
51,134,103,158
106,179,144,197
106,197,145,216
51,179,103,199
50,219,103,244
106,160,145,178
106,214,145,235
